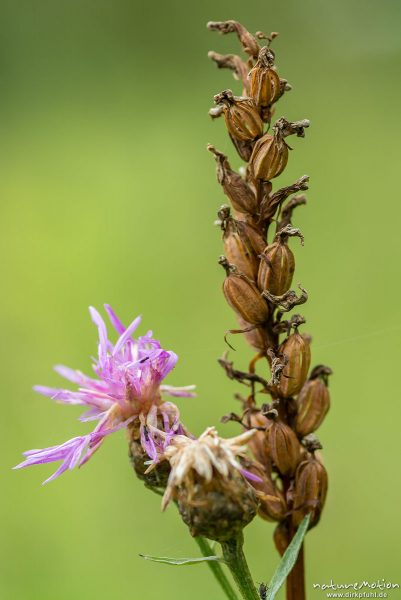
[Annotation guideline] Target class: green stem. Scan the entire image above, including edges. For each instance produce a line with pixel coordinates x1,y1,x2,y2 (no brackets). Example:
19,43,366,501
221,532,260,600
195,537,239,600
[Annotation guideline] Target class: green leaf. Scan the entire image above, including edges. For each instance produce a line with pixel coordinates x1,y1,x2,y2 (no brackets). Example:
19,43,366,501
139,554,225,566
267,514,311,600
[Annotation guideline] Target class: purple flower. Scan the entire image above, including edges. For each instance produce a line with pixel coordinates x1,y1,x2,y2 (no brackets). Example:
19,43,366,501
14,305,195,484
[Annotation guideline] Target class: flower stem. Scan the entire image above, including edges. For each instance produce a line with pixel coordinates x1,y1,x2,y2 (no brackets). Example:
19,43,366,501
195,537,239,600
221,532,260,600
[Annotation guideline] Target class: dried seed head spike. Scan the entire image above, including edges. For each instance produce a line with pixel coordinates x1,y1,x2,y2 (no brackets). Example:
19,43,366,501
208,145,258,214
214,89,263,141
208,51,250,95
207,20,260,59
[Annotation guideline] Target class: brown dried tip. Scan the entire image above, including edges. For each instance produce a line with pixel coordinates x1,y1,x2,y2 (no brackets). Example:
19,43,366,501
208,145,258,214
208,51,250,95
207,20,260,59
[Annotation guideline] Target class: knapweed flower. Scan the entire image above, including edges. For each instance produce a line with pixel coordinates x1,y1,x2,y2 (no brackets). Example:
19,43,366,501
14,305,195,484
160,427,259,541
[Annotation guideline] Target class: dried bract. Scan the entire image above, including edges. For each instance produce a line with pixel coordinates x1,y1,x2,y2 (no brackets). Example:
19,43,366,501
209,145,258,214
207,20,260,59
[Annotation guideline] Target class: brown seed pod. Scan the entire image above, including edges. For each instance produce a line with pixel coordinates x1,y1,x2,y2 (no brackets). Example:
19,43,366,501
292,456,328,528
250,118,310,181
214,90,263,141
220,257,269,325
265,409,301,475
277,331,311,398
295,376,331,437
250,132,288,181
208,145,258,214
249,47,281,110
220,209,266,280
242,458,287,522
257,226,304,295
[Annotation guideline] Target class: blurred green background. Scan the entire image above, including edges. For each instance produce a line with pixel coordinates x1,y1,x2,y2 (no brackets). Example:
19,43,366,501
1,1,401,598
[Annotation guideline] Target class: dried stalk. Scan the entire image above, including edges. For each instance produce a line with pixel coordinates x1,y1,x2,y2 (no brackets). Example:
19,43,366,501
208,20,331,600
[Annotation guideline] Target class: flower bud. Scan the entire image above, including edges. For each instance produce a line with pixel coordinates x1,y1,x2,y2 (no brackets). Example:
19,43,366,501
221,210,266,280
265,409,301,475
208,145,258,214
162,428,258,542
277,331,311,398
292,456,328,528
249,47,281,110
214,90,263,141
257,226,304,295
295,369,331,437
220,257,269,325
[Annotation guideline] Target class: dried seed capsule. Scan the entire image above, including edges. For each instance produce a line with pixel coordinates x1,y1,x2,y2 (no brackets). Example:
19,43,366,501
257,227,304,295
265,409,301,475
220,208,266,280
292,456,328,528
220,257,269,325
250,118,310,181
242,458,287,522
249,47,281,109
250,131,288,181
214,90,263,141
295,369,331,437
277,331,311,398
208,145,258,214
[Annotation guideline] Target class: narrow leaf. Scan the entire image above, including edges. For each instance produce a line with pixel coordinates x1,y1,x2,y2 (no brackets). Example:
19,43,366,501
267,514,311,600
139,554,225,566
